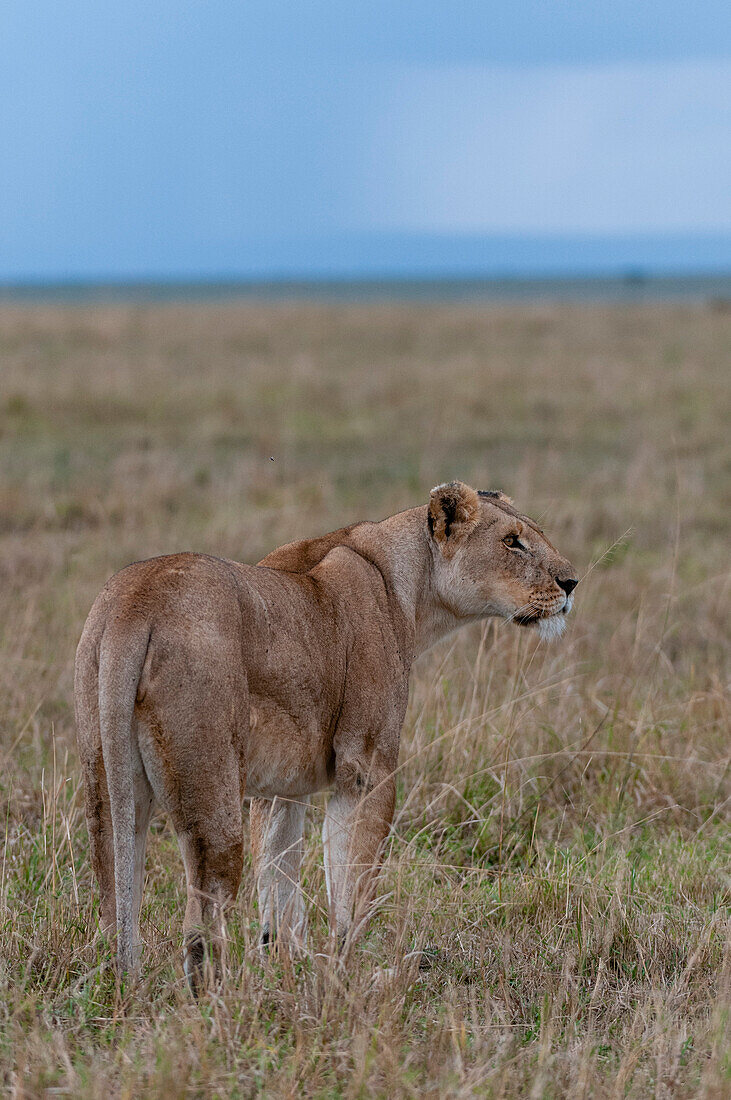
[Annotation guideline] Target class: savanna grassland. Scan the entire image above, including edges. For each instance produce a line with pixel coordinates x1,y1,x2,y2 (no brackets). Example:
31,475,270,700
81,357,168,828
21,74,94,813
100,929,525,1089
0,299,729,1097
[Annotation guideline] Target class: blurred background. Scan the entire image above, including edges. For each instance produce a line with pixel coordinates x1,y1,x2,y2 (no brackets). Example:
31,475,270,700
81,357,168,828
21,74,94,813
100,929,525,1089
1,1,730,287
1,5,730,1095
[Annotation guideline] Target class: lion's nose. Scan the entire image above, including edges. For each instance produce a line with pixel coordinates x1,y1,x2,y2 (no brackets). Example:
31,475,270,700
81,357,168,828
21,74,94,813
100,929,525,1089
557,577,577,595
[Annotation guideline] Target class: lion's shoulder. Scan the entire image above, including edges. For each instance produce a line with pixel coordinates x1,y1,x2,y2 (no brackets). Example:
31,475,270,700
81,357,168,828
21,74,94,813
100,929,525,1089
257,523,365,573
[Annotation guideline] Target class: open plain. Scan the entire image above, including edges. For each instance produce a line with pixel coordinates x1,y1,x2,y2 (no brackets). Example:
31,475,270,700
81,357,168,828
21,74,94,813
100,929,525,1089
0,299,729,1096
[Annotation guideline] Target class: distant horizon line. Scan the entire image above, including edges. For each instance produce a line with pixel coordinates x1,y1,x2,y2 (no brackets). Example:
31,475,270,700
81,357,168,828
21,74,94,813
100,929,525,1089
3,269,731,287
5,262,731,287
2,270,730,306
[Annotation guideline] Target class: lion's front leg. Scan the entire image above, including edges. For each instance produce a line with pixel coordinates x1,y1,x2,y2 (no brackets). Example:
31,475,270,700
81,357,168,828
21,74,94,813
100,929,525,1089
322,758,396,948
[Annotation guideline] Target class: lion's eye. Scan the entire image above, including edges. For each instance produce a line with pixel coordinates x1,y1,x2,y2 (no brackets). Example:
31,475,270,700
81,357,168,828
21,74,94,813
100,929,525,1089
504,534,527,551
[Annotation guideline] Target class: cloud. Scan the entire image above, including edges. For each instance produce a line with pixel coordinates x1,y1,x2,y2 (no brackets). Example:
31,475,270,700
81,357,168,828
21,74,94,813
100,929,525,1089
362,59,731,233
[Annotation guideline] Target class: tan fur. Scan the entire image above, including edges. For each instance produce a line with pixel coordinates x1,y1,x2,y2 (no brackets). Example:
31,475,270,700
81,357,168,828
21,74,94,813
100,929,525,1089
75,481,576,989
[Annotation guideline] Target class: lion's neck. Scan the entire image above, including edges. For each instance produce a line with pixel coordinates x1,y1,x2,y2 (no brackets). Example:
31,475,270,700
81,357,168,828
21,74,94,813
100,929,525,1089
344,507,467,659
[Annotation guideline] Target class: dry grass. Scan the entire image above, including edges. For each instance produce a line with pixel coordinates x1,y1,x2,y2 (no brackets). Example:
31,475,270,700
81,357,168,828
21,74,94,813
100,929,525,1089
0,299,729,1097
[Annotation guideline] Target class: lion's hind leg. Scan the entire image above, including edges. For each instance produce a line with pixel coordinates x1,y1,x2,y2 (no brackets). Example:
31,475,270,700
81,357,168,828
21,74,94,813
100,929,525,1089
177,820,244,994
138,728,245,994
135,648,248,995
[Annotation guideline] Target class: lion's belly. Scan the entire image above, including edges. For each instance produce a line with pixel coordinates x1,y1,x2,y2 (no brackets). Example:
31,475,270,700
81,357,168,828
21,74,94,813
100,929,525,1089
243,694,334,799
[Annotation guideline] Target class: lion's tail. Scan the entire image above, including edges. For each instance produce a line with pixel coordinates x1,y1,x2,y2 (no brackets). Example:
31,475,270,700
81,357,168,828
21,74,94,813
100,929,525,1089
97,618,150,973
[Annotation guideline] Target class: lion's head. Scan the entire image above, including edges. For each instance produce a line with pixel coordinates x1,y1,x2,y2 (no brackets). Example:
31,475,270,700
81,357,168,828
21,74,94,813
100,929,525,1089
427,481,577,640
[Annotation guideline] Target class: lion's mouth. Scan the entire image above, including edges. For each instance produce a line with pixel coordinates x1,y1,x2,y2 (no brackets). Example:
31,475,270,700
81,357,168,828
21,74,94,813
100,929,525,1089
514,612,543,627
512,597,572,640
514,594,573,628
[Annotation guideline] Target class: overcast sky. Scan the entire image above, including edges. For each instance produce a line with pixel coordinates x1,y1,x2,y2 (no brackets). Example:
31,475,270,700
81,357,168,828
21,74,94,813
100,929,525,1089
1,2,730,279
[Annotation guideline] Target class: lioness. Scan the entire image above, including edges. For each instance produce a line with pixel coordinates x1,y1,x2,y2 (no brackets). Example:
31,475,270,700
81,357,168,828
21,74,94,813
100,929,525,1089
75,481,576,989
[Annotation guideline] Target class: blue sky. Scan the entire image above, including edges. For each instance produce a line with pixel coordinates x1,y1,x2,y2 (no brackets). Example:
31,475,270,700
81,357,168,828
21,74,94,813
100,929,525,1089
1,2,730,279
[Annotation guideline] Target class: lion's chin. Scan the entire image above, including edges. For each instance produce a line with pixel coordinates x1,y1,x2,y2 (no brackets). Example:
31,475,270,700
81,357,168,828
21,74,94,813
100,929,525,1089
536,614,567,641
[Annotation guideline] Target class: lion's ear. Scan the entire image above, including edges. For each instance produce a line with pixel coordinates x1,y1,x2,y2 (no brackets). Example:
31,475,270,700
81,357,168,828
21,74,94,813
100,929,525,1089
427,481,481,551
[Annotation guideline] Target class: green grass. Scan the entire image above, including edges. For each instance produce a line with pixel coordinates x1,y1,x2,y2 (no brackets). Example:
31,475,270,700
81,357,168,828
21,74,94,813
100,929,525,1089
0,299,729,1096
